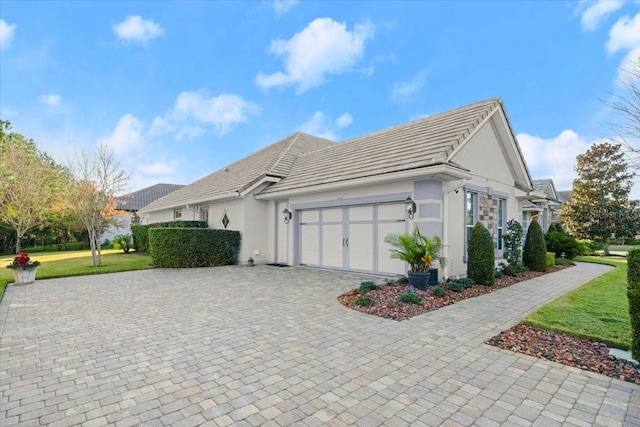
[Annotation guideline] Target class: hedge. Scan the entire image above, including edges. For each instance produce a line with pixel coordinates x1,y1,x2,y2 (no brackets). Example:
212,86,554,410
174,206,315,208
628,249,640,360
132,220,208,252
523,220,547,272
546,252,555,269
467,222,495,286
149,227,241,268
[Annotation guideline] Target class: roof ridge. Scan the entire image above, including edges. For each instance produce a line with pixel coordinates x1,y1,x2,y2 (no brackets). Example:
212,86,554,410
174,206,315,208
267,132,301,176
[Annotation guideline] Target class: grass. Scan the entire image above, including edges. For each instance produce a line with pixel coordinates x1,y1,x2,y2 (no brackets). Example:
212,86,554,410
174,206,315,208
0,249,153,302
609,244,640,253
523,256,631,350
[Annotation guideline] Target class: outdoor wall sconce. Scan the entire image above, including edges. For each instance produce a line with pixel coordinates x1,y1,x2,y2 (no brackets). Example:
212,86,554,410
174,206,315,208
405,196,417,219
283,208,292,224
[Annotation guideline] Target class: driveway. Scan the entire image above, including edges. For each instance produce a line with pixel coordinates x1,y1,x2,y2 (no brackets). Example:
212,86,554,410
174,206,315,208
0,263,638,426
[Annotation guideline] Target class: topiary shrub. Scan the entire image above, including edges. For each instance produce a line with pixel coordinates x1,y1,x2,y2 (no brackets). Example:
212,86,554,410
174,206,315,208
628,249,640,360
431,287,446,297
523,220,547,272
399,292,424,305
546,252,555,269
358,282,378,292
149,227,240,268
467,222,495,286
132,220,209,252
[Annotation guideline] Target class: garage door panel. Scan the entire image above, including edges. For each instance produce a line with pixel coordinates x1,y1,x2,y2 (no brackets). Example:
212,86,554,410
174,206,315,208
322,224,343,268
377,222,406,275
348,223,373,271
300,224,319,265
378,203,405,221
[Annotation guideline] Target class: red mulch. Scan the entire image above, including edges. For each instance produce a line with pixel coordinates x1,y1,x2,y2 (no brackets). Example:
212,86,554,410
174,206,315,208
337,265,569,321
486,324,640,385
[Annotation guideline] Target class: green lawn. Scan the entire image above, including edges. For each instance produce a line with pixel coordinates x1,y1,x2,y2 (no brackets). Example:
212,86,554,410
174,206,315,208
523,256,631,349
609,244,640,253
0,249,153,302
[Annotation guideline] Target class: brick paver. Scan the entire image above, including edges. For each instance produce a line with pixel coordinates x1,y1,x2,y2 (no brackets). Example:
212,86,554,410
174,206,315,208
1,262,638,426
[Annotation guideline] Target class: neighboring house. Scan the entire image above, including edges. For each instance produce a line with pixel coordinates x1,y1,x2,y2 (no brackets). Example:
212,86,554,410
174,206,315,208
101,183,185,243
140,98,535,279
522,179,563,234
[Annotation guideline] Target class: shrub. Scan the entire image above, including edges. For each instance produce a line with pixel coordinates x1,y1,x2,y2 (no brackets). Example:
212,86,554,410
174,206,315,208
132,220,208,252
397,276,409,284
546,252,555,269
399,292,424,305
432,287,446,297
499,261,527,277
628,249,640,360
149,228,240,268
358,281,378,292
555,258,575,266
545,231,581,259
447,282,465,293
113,234,132,253
355,295,372,307
448,277,475,289
467,222,495,286
625,238,640,246
523,220,547,272
502,220,525,276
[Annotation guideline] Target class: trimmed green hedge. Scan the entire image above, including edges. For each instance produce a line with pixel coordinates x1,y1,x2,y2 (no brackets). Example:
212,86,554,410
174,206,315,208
546,252,555,269
467,222,495,286
523,220,547,272
628,249,640,360
149,228,240,268
132,221,208,252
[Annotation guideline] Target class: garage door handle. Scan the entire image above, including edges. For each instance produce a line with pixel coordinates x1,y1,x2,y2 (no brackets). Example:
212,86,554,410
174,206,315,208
342,238,345,247
346,238,349,247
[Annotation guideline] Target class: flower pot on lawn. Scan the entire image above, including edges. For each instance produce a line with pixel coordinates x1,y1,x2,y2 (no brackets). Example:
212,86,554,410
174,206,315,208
12,268,37,285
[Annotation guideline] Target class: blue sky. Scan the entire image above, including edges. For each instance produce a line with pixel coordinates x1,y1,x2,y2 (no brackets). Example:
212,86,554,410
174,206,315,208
1,1,639,198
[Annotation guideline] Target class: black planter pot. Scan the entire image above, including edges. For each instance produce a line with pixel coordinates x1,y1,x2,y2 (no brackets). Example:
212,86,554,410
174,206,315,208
408,268,438,290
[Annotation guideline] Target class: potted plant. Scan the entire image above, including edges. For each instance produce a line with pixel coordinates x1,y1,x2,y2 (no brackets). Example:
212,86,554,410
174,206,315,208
6,252,40,285
385,227,445,290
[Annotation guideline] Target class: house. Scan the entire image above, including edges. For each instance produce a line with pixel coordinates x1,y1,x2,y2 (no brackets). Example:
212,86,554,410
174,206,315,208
522,179,563,235
140,98,535,279
101,183,184,243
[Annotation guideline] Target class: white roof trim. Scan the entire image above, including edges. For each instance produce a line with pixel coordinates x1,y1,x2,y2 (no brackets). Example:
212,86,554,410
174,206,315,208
255,163,472,200
139,191,240,214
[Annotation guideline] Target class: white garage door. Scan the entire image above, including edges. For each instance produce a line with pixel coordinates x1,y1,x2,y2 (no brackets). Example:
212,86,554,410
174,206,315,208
298,203,406,275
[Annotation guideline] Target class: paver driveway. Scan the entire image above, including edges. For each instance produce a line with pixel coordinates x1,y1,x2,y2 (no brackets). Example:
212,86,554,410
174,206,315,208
1,263,638,426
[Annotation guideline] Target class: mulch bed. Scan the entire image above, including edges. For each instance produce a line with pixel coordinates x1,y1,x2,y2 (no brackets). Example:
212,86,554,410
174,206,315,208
486,324,640,385
337,265,569,321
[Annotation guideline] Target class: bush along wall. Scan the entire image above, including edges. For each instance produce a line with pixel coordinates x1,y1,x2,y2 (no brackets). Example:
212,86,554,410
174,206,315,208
628,249,640,360
467,222,495,286
132,220,209,252
149,228,241,268
523,220,548,272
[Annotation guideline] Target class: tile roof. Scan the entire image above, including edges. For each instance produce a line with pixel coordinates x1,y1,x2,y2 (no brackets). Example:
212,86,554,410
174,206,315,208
531,179,553,193
261,98,502,194
118,183,184,211
557,190,572,203
141,133,335,212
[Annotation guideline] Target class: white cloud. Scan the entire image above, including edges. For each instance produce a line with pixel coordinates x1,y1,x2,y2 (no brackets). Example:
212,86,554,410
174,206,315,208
255,18,374,93
272,0,298,16
606,13,640,54
390,70,428,102
517,130,596,191
138,159,179,176
580,0,625,31
335,112,353,129
38,94,61,107
99,114,145,154
0,19,17,51
149,90,259,139
298,111,353,140
112,15,164,46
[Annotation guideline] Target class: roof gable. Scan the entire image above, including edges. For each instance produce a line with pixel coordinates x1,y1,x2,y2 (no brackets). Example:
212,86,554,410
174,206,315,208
532,179,559,200
261,98,502,194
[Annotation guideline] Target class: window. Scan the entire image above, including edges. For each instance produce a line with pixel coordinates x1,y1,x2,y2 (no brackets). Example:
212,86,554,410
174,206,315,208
497,199,506,250
466,192,477,244
200,208,209,223
173,209,182,220
221,212,230,229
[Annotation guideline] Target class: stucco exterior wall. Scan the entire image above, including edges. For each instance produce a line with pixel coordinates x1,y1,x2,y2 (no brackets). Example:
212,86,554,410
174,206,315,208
147,209,175,224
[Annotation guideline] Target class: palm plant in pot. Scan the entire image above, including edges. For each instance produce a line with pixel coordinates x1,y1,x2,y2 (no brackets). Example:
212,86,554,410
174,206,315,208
385,227,445,290
6,252,40,285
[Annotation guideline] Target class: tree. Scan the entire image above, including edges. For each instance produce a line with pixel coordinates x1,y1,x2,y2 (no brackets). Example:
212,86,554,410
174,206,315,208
502,219,526,276
562,142,638,254
69,144,129,267
467,222,495,286
603,56,640,171
0,121,66,253
523,219,547,272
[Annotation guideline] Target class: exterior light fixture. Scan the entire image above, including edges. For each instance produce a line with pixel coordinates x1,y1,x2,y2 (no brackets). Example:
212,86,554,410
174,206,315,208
283,208,292,224
405,196,417,219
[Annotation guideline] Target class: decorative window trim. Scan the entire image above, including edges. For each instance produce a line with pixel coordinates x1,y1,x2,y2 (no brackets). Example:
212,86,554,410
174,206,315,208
497,198,506,250
173,209,182,220
464,191,478,262
220,211,230,229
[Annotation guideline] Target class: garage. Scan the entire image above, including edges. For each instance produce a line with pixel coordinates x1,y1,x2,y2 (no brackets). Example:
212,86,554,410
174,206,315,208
298,203,407,275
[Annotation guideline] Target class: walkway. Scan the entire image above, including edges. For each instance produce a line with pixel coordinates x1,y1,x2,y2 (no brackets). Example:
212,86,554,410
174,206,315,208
0,262,638,426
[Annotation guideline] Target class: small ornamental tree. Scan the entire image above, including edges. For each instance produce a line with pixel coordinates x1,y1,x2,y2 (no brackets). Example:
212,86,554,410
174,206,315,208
523,220,548,272
467,222,495,286
502,219,526,276
628,249,640,360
